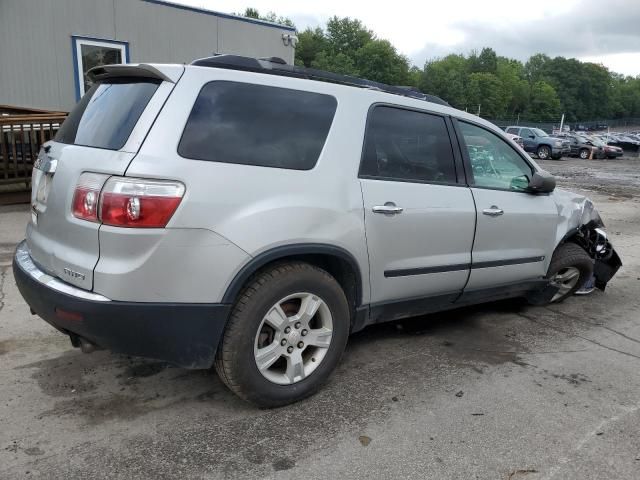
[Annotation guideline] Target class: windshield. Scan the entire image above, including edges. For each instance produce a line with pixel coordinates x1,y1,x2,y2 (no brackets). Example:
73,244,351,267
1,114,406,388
586,137,605,147
532,128,548,137
55,79,160,150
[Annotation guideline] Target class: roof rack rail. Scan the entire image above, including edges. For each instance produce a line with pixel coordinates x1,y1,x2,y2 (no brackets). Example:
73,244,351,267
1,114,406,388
190,54,450,107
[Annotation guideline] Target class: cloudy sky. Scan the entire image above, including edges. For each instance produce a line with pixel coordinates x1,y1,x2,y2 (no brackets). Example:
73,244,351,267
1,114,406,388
176,0,640,76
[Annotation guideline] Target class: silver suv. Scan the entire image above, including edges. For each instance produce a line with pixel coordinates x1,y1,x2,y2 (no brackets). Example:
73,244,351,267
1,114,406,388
13,56,621,407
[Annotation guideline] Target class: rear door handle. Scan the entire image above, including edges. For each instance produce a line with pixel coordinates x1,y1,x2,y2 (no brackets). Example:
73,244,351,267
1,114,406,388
482,206,504,216
372,203,403,215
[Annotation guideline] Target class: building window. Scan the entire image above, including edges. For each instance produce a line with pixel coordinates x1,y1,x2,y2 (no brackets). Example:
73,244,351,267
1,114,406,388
72,36,130,100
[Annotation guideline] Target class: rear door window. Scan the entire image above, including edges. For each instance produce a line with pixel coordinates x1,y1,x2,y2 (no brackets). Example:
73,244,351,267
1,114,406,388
55,79,159,150
178,81,337,170
359,106,457,184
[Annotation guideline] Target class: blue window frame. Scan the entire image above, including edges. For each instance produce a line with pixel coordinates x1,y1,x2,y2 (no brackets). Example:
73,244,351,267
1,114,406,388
71,36,130,100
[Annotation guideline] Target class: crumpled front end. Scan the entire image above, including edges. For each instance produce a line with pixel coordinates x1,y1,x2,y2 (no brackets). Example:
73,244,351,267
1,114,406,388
552,189,622,290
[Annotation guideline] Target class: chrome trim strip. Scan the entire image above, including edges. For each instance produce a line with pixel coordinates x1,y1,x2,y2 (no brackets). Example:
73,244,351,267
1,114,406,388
14,241,111,302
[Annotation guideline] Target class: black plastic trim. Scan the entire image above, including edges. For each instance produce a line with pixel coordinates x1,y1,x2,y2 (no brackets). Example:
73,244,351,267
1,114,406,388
384,256,544,278
385,263,469,277
472,256,545,269
366,279,549,325
222,243,363,306
13,258,230,369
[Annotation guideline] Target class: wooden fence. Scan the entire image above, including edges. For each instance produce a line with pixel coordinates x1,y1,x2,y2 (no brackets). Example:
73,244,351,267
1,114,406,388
0,114,67,189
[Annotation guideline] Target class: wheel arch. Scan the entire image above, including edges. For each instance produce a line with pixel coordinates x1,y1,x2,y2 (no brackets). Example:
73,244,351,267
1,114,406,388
222,244,364,322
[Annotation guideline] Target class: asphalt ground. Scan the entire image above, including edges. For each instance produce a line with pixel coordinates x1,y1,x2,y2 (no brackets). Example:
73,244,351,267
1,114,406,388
1,156,639,479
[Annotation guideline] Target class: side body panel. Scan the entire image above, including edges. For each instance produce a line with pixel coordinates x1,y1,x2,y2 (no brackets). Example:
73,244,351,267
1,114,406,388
465,188,558,289
361,180,475,303
123,67,372,304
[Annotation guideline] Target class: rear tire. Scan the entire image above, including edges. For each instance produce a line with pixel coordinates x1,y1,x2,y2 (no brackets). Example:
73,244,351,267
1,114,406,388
215,262,350,408
545,243,594,303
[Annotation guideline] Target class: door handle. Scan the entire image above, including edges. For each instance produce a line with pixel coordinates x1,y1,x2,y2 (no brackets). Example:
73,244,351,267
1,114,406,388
482,206,504,216
372,203,403,215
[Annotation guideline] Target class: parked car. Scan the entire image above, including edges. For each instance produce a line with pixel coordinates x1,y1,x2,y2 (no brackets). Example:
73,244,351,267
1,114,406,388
13,55,622,407
584,135,623,158
564,134,606,159
505,126,570,159
506,133,525,149
608,134,640,152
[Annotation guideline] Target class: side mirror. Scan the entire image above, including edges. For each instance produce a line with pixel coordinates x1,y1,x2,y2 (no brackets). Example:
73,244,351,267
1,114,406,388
528,135,535,139
528,170,556,193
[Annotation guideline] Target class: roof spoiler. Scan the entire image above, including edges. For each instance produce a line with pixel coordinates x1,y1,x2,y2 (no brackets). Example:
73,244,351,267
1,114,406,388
88,64,183,84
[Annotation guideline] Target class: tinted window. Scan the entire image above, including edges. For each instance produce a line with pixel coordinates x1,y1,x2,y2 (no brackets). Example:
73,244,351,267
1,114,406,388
520,128,533,138
359,106,456,184
505,127,519,135
55,79,159,150
459,121,533,191
178,81,337,170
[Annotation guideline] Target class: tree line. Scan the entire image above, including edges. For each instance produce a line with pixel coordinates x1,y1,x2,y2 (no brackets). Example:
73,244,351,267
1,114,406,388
243,9,640,122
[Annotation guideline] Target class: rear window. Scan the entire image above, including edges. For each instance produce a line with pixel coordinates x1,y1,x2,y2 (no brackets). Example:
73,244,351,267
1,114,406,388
55,79,159,150
178,81,337,170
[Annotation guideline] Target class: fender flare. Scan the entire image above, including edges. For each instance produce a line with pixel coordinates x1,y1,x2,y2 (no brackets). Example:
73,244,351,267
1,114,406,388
221,243,364,306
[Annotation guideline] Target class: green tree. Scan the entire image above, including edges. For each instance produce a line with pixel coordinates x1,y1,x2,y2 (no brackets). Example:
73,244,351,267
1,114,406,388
354,39,411,85
245,8,640,122
295,27,328,67
310,51,358,76
419,54,468,108
465,72,508,117
468,47,498,74
324,17,374,56
496,57,528,115
525,81,561,121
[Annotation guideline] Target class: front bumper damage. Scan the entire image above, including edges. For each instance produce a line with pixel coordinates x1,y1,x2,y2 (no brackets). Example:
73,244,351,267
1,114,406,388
556,195,622,290
571,222,622,290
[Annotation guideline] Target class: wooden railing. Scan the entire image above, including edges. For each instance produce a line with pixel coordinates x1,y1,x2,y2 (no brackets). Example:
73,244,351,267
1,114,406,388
0,114,67,189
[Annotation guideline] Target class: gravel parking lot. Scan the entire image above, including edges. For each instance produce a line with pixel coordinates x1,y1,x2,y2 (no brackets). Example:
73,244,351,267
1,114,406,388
1,157,639,480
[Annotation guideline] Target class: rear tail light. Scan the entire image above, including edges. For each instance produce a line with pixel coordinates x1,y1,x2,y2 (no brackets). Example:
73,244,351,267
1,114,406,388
99,177,185,228
72,173,109,222
72,174,185,228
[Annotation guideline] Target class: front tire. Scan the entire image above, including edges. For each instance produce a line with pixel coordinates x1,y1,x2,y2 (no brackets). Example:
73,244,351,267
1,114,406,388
579,148,590,159
215,262,350,407
537,145,551,160
546,243,594,303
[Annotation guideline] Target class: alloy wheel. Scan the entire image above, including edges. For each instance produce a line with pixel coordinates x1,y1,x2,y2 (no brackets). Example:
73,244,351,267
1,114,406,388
538,147,550,159
550,267,581,302
253,292,333,385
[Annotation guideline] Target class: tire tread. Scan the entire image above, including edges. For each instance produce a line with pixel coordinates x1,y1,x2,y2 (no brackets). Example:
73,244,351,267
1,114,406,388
214,262,345,406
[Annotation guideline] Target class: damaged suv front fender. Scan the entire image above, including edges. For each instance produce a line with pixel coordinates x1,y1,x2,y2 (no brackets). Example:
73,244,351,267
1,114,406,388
552,189,622,290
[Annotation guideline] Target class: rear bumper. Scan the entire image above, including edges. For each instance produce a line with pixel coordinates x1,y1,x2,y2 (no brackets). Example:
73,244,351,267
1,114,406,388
13,241,231,368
